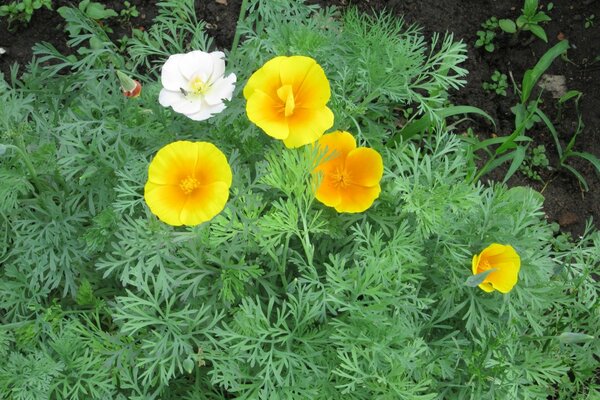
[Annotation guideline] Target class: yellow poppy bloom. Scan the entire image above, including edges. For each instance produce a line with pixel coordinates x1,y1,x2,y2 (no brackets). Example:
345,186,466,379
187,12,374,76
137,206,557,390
244,55,334,148
313,131,383,213
472,243,521,293
144,141,232,226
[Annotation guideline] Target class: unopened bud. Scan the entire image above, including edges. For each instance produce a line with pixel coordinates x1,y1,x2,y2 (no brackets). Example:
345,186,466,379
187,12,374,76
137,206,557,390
116,70,142,98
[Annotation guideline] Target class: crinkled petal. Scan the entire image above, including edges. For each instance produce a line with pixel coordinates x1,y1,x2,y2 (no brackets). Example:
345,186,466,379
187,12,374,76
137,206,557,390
246,90,289,139
170,97,205,116
159,89,185,107
147,141,198,186
193,142,233,186
161,54,187,91
204,74,236,105
144,182,186,226
315,173,342,208
336,183,381,213
209,51,226,83
345,148,383,187
478,282,495,293
243,56,285,100
179,50,214,81
179,182,230,226
284,106,334,148
185,102,225,121
295,62,331,108
279,56,316,92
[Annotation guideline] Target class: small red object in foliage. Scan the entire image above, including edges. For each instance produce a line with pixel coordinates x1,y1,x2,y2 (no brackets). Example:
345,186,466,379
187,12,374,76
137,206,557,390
122,80,142,98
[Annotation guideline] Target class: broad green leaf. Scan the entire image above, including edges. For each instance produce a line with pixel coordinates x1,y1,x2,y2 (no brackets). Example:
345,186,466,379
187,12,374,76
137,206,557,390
524,0,538,16
535,108,562,159
558,90,582,104
528,24,548,42
521,40,569,103
562,164,589,191
465,269,497,287
570,151,600,173
503,145,527,183
499,19,517,33
558,332,595,345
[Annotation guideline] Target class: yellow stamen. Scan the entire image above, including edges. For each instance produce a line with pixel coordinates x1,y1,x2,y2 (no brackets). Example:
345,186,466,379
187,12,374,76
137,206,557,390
276,84,296,117
189,77,210,95
179,176,200,195
331,167,349,188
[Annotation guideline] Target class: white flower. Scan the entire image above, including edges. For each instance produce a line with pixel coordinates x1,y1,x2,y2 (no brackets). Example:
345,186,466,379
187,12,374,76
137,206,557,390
159,50,236,121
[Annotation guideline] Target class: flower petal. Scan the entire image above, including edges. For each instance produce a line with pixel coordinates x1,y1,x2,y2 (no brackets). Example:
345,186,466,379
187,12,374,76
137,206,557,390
204,73,236,105
295,62,331,108
159,89,185,108
284,106,334,148
209,51,226,82
315,174,342,208
179,50,214,81
179,181,230,226
144,182,186,226
336,183,381,213
246,90,289,139
161,54,187,91
345,148,383,187
243,56,285,100
478,282,495,293
193,142,233,186
147,141,198,186
185,103,225,121
279,56,316,92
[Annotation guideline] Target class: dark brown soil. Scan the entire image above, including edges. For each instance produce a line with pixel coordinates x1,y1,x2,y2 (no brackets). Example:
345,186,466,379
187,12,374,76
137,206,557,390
1,0,599,237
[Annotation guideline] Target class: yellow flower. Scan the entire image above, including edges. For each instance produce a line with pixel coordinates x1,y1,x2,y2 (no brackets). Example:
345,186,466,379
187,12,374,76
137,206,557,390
144,141,232,226
313,131,383,213
244,55,334,148
472,244,521,293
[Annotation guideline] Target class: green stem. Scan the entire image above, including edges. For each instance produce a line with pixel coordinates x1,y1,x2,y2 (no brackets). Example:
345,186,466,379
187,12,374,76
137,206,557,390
4,143,43,193
229,0,250,63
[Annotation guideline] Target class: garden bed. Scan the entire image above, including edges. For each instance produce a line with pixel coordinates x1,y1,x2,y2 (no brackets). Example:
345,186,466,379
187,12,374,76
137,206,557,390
2,0,598,236
0,1,598,399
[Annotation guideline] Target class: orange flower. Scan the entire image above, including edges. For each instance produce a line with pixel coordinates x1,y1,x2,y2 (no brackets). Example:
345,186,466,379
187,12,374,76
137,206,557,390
144,141,232,226
472,244,521,293
244,55,334,148
313,131,383,213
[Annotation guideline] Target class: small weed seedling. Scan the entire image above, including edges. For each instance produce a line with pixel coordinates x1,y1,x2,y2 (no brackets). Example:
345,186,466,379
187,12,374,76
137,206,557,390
499,0,551,43
519,144,549,182
483,70,508,96
585,14,595,29
0,0,52,30
120,1,139,22
475,17,498,52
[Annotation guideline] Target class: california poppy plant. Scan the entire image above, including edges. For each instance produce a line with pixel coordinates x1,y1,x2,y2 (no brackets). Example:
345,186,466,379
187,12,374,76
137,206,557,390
244,55,334,148
472,243,521,293
144,141,232,226
313,131,383,213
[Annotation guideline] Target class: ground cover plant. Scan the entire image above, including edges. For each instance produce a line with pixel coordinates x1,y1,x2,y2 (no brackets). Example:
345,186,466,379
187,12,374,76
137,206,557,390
0,0,599,399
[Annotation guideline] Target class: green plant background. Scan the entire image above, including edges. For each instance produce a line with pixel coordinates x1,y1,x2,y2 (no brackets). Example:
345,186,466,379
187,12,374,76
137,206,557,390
0,1,598,399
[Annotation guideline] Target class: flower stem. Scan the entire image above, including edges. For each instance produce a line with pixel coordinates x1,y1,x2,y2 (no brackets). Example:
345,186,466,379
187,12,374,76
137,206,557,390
3,142,43,193
229,0,249,63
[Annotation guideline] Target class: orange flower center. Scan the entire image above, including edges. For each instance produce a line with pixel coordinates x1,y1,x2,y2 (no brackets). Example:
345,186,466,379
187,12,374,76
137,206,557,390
478,259,492,273
276,84,296,117
330,167,350,188
179,176,200,195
